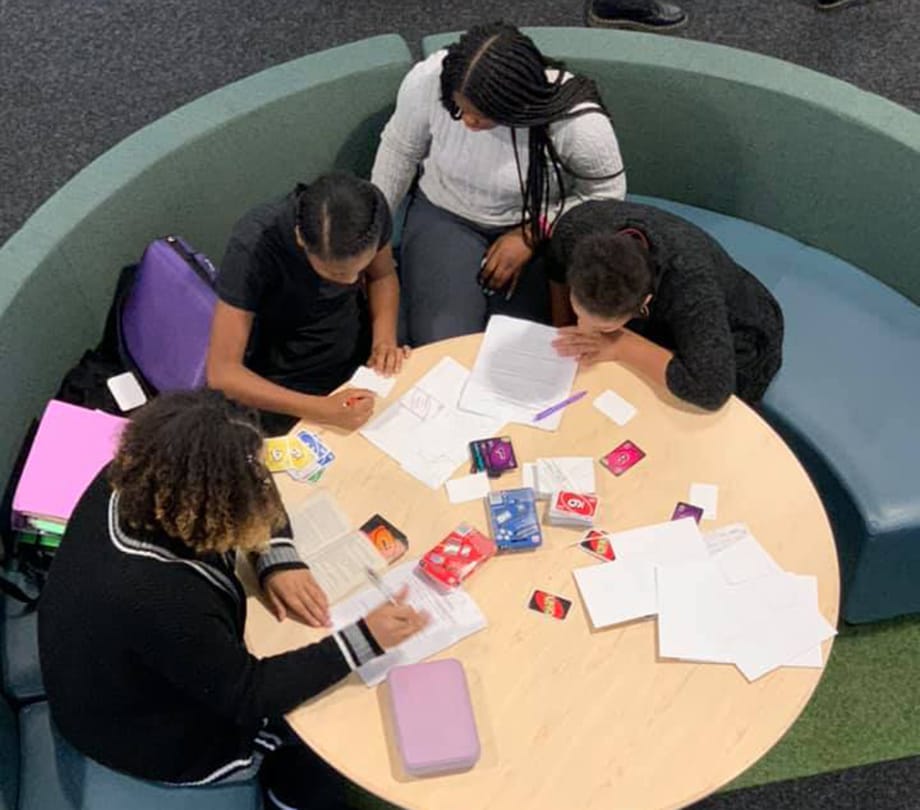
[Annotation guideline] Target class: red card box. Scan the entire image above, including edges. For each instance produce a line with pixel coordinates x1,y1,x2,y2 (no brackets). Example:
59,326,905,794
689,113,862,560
417,523,496,589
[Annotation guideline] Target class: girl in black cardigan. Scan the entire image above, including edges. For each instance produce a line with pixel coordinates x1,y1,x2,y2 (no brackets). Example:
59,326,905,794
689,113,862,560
549,200,784,411
38,390,427,809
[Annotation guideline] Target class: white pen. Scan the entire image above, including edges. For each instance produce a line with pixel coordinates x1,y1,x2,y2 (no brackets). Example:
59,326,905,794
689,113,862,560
364,566,398,606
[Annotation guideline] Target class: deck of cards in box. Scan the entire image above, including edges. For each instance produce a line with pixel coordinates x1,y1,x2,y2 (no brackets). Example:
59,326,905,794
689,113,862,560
418,524,496,589
486,487,542,552
545,490,598,529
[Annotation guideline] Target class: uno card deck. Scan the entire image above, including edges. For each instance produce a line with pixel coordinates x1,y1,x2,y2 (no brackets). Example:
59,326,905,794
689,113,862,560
486,487,542,552
671,501,704,524
469,436,517,478
578,529,615,562
600,440,646,477
287,430,336,482
360,514,408,563
418,523,496,589
527,589,573,621
546,490,599,528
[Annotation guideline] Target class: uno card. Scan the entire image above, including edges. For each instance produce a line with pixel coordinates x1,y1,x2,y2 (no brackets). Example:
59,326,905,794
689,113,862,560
600,440,646,477
671,501,704,524
360,514,408,563
527,589,573,621
551,490,599,519
286,435,316,472
264,437,292,472
579,529,615,561
296,430,335,468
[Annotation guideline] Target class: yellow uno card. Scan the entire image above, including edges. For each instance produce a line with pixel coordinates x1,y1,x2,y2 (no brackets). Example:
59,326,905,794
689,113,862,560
286,435,317,471
264,437,291,473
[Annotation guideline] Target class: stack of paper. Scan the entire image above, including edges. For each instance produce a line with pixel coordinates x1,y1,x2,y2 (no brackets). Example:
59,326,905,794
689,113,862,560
360,358,505,489
12,400,128,538
573,520,837,681
330,561,487,686
458,316,578,432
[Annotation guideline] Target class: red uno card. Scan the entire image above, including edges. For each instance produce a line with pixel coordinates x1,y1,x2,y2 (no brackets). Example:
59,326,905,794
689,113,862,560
552,491,599,518
600,440,646,477
670,501,704,524
579,529,615,561
527,589,573,621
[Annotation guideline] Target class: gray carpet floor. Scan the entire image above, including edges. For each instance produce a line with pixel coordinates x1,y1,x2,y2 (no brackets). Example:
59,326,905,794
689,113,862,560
1,1,919,807
1,0,918,246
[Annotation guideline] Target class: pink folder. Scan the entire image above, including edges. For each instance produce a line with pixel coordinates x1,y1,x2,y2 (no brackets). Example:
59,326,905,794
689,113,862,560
12,400,128,524
387,658,481,777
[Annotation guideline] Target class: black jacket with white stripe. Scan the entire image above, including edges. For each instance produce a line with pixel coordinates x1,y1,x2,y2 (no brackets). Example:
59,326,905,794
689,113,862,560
38,469,382,785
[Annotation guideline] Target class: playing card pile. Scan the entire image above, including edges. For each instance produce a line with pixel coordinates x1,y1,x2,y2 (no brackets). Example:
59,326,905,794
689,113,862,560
263,430,335,483
571,520,837,681
545,490,598,528
486,488,542,552
469,436,517,478
418,523,496,589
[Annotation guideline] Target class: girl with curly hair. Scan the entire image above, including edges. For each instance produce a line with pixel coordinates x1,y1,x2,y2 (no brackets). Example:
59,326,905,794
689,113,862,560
39,390,427,809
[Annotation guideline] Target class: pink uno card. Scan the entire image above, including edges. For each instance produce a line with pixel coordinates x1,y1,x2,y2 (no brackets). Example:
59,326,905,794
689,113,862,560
600,440,646,477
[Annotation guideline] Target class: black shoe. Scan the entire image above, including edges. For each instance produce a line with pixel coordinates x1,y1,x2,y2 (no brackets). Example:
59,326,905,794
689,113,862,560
815,0,858,8
586,0,688,32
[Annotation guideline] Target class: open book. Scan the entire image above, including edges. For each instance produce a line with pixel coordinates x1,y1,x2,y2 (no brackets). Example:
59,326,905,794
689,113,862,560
289,491,388,603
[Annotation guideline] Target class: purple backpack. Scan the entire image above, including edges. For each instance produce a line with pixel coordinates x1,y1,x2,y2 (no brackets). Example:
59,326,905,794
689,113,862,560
120,236,218,393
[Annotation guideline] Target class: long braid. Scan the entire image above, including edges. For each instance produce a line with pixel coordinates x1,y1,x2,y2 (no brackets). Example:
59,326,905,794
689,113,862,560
441,23,622,244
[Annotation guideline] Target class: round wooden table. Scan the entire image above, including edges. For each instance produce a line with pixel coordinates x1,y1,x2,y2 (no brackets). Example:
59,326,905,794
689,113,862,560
245,334,839,810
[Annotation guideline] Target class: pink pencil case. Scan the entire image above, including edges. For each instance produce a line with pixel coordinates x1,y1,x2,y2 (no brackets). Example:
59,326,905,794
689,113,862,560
386,659,481,777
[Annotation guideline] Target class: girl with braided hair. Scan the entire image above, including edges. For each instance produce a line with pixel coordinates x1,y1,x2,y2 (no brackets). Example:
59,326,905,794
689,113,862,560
371,22,626,345
208,171,410,436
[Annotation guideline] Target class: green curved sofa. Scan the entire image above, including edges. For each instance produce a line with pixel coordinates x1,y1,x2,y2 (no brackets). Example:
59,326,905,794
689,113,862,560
1,26,920,809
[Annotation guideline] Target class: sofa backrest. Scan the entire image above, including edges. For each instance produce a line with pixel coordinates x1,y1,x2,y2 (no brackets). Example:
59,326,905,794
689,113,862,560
0,35,413,492
424,29,920,305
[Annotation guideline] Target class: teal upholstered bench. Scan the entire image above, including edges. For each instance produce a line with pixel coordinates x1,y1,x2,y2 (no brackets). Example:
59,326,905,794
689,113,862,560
0,696,261,810
631,195,920,623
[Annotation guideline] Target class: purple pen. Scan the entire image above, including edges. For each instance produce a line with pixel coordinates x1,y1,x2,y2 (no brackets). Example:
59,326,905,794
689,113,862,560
532,390,588,422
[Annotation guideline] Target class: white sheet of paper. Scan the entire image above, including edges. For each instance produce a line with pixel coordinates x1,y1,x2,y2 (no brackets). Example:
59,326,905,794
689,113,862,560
572,519,710,629
458,315,577,431
535,457,595,498
721,573,836,680
656,560,739,663
712,532,782,584
656,564,834,675
593,389,637,426
445,472,490,504
348,365,396,398
689,483,719,520
106,372,147,412
331,562,487,686
360,357,505,489
608,518,710,567
521,462,536,490
573,559,658,628
702,522,750,555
